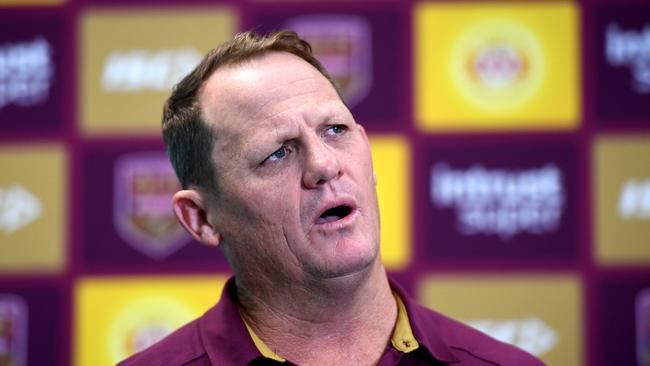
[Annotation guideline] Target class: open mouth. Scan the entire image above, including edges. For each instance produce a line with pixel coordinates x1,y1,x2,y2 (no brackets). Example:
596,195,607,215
316,205,353,224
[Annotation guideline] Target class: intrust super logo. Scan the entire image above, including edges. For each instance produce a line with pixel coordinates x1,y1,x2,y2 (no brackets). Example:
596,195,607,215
596,5,650,123
0,17,64,133
0,37,53,110
430,163,564,240
418,141,576,261
606,23,650,94
415,2,579,130
80,8,235,135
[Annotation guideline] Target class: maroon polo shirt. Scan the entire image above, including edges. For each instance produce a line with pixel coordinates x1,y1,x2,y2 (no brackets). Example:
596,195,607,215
118,277,545,366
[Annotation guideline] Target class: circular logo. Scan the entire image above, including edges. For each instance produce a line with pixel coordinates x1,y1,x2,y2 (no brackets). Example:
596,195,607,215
450,20,545,111
108,297,194,362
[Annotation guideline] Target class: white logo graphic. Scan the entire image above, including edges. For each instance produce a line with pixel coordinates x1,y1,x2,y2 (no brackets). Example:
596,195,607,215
618,179,650,219
431,163,564,240
0,37,54,109
468,317,558,357
606,23,650,94
0,185,42,234
101,48,202,92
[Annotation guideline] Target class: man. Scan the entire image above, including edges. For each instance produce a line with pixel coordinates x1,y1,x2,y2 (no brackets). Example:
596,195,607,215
119,31,544,366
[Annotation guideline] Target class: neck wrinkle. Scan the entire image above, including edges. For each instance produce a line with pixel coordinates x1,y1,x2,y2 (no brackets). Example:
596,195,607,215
236,260,398,365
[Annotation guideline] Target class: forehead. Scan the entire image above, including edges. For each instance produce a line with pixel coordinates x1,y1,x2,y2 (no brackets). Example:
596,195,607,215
198,52,342,139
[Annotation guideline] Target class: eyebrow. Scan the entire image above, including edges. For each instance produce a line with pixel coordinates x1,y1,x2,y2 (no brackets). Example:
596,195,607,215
242,123,298,158
238,99,348,156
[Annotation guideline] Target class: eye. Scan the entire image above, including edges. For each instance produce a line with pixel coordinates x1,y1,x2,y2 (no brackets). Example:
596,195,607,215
325,124,347,136
263,145,290,164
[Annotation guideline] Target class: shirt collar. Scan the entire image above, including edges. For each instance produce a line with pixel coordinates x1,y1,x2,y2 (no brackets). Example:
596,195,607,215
390,291,419,353
200,276,461,365
242,288,421,362
240,311,286,362
198,277,264,365
389,278,460,363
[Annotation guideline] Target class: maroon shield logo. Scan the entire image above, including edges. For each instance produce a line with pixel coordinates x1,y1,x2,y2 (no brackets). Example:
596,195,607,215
286,15,373,108
114,152,190,260
0,294,28,366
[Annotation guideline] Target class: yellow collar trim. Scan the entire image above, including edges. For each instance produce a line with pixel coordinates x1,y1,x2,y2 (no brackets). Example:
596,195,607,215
391,292,420,353
241,292,419,362
241,315,286,362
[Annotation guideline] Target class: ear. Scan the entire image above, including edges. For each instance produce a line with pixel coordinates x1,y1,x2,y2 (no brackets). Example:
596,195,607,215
172,190,222,247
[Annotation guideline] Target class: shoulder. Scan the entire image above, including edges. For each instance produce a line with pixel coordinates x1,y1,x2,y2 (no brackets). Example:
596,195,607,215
413,304,545,366
117,318,209,366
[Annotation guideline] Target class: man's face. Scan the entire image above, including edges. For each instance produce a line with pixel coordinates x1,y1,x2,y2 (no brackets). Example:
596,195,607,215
198,52,380,283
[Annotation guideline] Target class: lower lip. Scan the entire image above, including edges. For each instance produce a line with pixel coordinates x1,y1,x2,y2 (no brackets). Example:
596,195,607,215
313,208,359,231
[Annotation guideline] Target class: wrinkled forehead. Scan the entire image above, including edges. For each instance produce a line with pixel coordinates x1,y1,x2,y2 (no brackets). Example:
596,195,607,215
198,52,343,142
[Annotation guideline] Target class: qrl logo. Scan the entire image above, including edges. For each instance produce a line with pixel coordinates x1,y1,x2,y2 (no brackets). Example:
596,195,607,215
470,42,528,89
618,179,650,220
450,20,544,111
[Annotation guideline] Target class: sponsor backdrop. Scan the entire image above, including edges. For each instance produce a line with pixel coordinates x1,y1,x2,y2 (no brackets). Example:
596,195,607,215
0,0,648,365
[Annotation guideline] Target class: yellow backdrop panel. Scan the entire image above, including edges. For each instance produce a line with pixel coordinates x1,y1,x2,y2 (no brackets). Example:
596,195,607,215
415,2,580,131
75,275,227,366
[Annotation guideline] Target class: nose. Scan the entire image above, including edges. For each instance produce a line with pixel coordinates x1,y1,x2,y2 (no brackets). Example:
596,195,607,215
302,139,342,189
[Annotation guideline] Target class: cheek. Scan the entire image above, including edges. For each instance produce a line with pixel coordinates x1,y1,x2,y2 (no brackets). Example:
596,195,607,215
218,166,303,229
229,189,299,231
356,153,376,187
257,198,293,224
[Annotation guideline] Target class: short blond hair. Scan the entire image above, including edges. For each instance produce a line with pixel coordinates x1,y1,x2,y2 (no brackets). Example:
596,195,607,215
162,30,338,193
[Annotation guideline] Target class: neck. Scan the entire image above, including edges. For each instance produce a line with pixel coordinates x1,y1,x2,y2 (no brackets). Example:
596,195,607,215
236,259,397,366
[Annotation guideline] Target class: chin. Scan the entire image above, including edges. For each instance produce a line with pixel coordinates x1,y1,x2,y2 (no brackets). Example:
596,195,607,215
307,242,379,280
